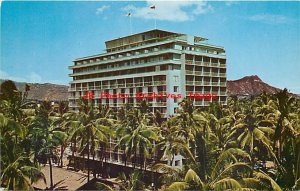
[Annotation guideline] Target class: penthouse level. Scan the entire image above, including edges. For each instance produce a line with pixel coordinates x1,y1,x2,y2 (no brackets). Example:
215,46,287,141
69,29,227,116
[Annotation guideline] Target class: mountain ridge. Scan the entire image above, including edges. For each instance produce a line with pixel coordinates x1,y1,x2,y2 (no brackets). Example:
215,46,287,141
227,75,281,96
0,75,293,101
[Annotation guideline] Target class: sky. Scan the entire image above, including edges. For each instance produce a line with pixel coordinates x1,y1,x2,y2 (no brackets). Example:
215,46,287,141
1,1,300,93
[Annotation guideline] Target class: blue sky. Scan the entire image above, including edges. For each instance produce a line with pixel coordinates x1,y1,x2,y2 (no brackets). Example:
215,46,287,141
1,1,300,93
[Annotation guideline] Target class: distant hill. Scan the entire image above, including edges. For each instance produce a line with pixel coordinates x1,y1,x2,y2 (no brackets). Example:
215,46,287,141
0,75,292,101
227,75,281,96
0,80,69,101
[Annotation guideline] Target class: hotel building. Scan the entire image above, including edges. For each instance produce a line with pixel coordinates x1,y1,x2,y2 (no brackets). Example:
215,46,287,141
68,29,227,116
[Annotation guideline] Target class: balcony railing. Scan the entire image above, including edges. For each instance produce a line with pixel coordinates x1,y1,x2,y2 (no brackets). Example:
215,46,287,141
186,60,193,65
194,81,203,85
135,82,143,86
220,82,226,86
69,81,169,92
144,81,152,86
186,70,194,75
204,101,211,105
68,88,76,91
202,62,210,66
153,81,166,86
154,102,167,106
203,81,211,85
186,81,194,85
194,61,202,66
211,72,219,76
195,101,203,105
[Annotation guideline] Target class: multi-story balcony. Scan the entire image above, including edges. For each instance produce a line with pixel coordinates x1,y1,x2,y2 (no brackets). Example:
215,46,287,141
69,59,181,77
186,60,223,67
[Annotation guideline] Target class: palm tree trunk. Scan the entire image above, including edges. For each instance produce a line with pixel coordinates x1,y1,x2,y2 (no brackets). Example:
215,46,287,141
296,142,300,182
144,158,147,171
104,146,107,163
250,150,254,177
171,155,175,166
87,139,90,182
60,144,64,167
93,152,96,178
49,153,54,189
72,137,76,167
140,153,143,170
124,153,127,167
133,151,137,169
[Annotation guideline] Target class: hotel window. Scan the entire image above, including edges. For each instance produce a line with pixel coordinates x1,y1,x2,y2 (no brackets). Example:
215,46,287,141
173,54,181,60
174,86,179,92
157,86,165,92
174,75,179,82
160,65,167,71
137,87,143,93
172,65,181,70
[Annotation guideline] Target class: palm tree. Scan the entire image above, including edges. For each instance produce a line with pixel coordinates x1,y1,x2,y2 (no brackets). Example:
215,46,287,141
273,88,296,159
155,118,195,167
1,142,46,190
67,99,113,182
228,111,278,165
116,108,158,170
166,148,282,191
51,101,69,167
0,113,46,190
29,101,67,189
0,81,33,123
117,170,145,191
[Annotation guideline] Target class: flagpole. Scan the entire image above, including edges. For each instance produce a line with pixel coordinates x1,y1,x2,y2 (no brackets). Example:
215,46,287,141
127,13,133,35
150,5,156,29
129,14,132,35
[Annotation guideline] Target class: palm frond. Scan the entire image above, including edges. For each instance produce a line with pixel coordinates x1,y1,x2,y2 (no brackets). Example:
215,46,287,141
213,178,242,191
166,181,187,191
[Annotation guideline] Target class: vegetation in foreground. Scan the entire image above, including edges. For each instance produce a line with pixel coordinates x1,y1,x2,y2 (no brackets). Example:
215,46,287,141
0,80,300,190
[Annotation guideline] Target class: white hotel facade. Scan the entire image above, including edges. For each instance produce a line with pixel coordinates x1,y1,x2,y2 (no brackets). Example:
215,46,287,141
68,29,227,116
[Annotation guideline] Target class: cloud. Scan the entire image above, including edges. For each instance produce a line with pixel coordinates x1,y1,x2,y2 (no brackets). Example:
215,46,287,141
248,14,291,25
0,70,42,83
96,5,110,15
225,1,238,6
28,72,42,83
122,1,213,22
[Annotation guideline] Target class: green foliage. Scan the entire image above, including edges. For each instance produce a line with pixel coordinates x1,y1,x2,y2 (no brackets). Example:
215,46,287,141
1,81,299,190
